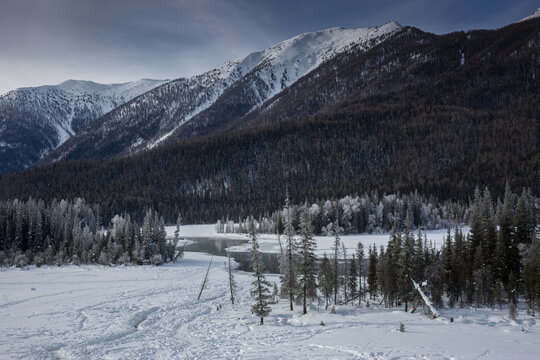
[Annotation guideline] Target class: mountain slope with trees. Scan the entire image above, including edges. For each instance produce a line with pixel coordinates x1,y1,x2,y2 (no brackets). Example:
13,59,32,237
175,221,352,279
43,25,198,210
0,19,538,223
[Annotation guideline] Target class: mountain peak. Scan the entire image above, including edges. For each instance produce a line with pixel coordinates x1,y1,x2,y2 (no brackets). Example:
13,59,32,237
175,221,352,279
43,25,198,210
518,8,540,22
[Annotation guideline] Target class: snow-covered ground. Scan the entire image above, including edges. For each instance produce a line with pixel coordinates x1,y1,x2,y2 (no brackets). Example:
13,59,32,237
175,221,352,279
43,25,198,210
171,225,469,256
1,251,538,359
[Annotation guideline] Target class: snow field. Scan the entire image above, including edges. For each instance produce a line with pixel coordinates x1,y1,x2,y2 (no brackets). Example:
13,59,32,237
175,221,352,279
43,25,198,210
1,251,539,359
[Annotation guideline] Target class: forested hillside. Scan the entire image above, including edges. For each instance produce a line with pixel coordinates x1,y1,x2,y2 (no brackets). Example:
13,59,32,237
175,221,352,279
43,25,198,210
0,19,538,223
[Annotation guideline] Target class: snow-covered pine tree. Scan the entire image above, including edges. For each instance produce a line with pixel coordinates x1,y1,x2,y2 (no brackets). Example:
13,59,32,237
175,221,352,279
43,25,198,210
367,245,378,300
342,243,348,302
331,213,343,305
356,242,364,304
171,213,182,262
399,214,415,311
318,252,332,309
228,253,237,304
348,254,358,303
296,204,318,314
279,194,297,311
249,217,272,325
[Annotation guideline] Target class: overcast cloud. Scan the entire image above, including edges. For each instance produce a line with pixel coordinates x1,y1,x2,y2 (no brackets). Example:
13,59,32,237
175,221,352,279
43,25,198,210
0,0,537,94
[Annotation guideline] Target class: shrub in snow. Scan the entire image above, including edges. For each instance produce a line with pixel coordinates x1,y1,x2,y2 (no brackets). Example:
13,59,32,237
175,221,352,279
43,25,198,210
117,252,130,265
150,254,163,266
0,251,7,267
98,251,110,265
14,253,29,268
71,254,81,266
34,253,45,268
55,251,65,266
399,323,405,332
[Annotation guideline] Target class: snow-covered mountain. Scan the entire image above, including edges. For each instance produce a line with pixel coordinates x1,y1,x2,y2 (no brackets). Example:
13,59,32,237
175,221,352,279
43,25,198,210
42,22,402,163
0,79,167,173
519,7,540,22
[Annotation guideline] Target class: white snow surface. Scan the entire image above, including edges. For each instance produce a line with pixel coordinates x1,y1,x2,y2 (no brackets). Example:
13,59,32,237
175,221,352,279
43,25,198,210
1,251,539,359
519,8,540,22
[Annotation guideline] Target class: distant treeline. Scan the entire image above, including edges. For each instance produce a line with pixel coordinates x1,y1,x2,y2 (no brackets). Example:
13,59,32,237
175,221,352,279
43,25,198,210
0,198,178,267
217,191,458,235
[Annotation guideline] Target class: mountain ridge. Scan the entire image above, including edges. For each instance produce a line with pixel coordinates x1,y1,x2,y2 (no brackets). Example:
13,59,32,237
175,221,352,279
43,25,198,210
39,21,402,164
0,78,167,174
3,18,538,223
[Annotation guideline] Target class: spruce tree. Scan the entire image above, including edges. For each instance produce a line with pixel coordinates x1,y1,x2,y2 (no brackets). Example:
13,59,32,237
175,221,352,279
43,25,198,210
249,218,272,325
348,254,358,303
296,204,318,314
367,245,378,300
318,252,332,309
228,253,237,305
331,216,342,305
279,194,297,311
356,242,365,304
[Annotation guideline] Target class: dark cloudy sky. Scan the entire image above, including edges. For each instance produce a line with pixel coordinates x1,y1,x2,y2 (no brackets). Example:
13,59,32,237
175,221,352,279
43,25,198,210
0,0,537,94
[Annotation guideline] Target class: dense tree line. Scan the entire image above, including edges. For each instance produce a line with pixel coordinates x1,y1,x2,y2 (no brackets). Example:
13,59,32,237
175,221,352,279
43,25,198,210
217,191,458,235
250,185,538,321
0,198,177,267
369,185,539,315
0,20,537,224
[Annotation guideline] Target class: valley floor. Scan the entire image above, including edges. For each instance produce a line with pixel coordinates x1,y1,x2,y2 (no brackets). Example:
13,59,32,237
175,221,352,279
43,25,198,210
1,252,539,359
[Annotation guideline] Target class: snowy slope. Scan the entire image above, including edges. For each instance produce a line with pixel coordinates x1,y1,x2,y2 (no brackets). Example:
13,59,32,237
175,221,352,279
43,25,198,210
519,7,540,22
42,22,402,163
1,252,538,359
0,79,167,173
145,21,403,149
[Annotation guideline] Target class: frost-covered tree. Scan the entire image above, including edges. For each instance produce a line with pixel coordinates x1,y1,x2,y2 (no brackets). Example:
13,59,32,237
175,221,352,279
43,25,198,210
331,216,342,305
318,252,332,310
296,204,318,314
228,253,237,305
367,245,378,300
279,194,297,311
356,242,365,304
348,254,358,303
249,218,272,325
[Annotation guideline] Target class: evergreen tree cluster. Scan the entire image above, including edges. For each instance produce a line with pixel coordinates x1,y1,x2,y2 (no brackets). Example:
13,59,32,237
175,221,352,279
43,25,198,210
217,191,459,236
249,185,538,321
368,186,540,315
0,198,175,267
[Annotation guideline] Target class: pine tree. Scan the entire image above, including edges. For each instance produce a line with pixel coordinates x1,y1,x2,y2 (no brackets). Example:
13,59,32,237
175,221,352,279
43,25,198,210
348,254,358,303
228,253,237,305
356,242,365,304
296,204,318,314
367,245,378,300
249,218,272,325
399,214,415,311
318,252,332,309
172,213,182,262
342,243,348,302
279,194,297,311
331,215,342,305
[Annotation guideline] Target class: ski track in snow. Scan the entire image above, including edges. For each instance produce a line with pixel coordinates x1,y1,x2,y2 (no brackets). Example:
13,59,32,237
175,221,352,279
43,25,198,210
1,252,539,359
